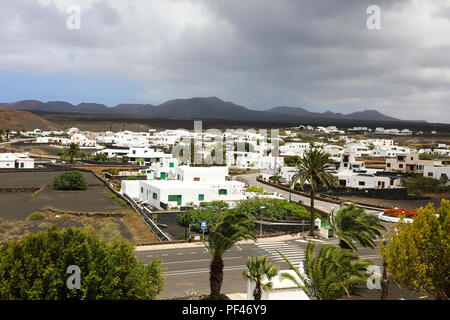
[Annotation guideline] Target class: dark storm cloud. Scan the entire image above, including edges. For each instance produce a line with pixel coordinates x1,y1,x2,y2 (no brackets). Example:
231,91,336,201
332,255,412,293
0,0,448,122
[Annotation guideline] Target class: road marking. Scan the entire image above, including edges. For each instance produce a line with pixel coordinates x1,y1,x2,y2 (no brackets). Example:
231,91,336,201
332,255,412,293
165,265,247,276
235,245,242,251
147,255,153,258
162,254,168,256
176,252,183,255
161,256,241,265
190,252,197,254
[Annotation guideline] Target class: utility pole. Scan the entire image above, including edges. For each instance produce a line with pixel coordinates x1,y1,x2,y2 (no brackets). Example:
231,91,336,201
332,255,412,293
259,206,265,236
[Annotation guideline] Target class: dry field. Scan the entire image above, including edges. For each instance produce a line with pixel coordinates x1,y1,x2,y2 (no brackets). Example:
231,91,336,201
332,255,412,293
0,170,157,243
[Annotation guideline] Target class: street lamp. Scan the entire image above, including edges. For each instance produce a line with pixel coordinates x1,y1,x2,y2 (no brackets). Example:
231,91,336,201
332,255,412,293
259,206,265,236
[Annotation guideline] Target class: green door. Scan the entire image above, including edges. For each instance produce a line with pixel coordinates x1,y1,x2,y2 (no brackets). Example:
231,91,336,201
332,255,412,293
177,195,182,206
160,172,166,179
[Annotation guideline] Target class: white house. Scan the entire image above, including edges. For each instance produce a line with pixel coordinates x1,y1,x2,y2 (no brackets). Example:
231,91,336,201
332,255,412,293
0,153,34,169
334,169,402,189
423,165,450,184
122,179,246,210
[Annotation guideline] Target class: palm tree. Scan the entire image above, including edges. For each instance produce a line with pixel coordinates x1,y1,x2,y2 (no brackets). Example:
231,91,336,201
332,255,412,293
0,129,4,142
205,210,256,299
5,129,11,141
64,143,80,163
278,242,372,300
242,256,279,300
327,204,386,250
291,150,337,236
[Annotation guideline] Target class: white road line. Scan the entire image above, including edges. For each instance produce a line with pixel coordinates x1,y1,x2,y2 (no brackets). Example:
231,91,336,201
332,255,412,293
235,245,242,251
147,255,153,258
165,265,247,276
176,253,183,255
190,252,197,254
161,256,241,265
162,254,168,256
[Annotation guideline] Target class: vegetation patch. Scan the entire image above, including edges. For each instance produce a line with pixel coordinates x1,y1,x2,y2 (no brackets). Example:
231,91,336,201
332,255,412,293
27,211,46,221
53,171,88,191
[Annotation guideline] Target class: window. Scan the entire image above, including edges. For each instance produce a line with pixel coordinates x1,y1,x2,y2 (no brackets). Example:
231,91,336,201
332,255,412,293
194,177,200,181
168,195,178,202
141,187,143,193
441,174,448,179
153,193,157,200
387,163,391,167
132,150,136,154
169,162,174,168
399,164,403,168
198,194,204,201
359,181,365,186
218,189,227,195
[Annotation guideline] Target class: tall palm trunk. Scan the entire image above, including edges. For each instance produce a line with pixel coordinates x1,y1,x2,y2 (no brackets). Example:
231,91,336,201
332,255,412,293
253,282,262,300
310,189,315,236
210,255,224,299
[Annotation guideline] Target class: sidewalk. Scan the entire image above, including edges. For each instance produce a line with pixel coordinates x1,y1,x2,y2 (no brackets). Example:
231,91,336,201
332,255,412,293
135,232,306,252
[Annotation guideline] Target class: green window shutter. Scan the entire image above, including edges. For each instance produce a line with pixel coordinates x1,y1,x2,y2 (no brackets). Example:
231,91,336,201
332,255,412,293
169,162,174,168
168,195,177,202
198,194,204,201
219,189,227,195
153,193,157,200
160,172,166,179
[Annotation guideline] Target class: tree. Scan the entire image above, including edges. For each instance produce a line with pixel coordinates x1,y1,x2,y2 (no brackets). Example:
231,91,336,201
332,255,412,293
0,226,164,299
379,200,450,300
0,129,4,142
5,129,11,141
53,171,88,190
278,242,372,300
291,150,337,236
328,204,385,250
242,256,279,300
205,210,256,299
63,143,81,163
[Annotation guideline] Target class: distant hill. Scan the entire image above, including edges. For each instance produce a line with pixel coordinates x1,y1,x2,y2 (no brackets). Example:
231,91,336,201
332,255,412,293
267,106,399,122
0,107,56,130
2,97,415,123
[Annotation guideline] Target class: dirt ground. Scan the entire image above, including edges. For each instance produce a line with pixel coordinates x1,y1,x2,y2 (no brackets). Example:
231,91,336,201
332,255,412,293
0,171,157,243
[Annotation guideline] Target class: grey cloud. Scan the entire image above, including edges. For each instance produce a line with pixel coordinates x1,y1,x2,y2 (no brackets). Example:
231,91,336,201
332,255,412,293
0,0,449,122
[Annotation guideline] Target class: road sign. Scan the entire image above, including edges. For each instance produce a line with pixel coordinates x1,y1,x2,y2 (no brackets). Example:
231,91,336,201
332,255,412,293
201,221,207,230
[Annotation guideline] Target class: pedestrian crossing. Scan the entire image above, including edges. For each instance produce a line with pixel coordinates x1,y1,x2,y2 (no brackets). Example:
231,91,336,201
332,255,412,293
254,241,305,267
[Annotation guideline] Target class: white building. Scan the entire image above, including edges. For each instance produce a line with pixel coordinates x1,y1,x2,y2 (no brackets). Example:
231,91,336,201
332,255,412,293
0,153,34,169
423,165,450,184
334,169,402,189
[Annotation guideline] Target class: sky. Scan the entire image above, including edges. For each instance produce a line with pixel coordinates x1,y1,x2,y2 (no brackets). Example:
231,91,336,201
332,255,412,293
0,0,449,122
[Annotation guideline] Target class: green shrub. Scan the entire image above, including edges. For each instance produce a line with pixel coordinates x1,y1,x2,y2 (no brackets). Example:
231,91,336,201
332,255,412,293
107,190,127,206
94,153,108,162
199,201,229,210
406,176,441,194
28,211,46,221
177,208,223,232
236,197,318,221
126,176,138,180
53,171,88,191
245,185,265,194
0,225,164,299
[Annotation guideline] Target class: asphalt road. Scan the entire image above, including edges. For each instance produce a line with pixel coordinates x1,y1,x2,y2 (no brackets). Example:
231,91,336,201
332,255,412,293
135,173,426,300
136,238,383,299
